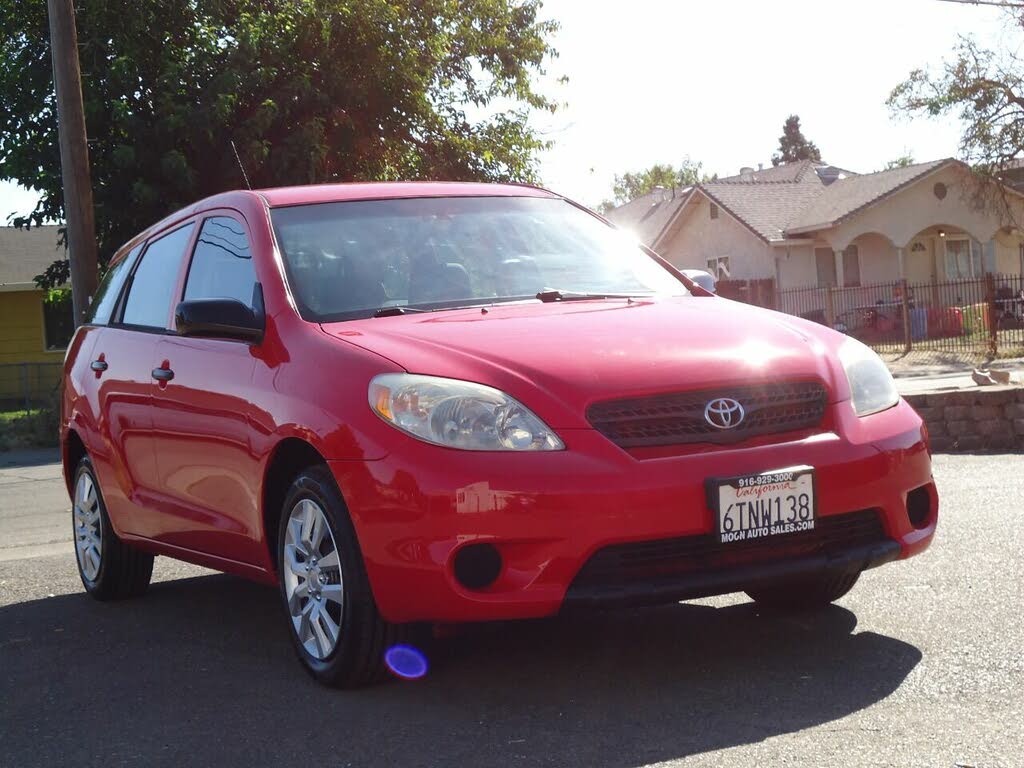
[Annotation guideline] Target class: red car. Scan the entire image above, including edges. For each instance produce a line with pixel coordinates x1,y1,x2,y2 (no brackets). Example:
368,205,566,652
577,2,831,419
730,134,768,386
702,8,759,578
62,182,937,687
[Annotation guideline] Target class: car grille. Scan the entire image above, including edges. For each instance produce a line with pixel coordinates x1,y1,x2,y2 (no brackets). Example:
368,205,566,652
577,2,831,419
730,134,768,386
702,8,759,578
571,509,886,590
585,381,827,448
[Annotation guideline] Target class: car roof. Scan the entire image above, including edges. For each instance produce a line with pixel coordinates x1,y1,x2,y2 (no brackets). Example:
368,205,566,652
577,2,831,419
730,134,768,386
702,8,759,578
256,181,559,207
108,181,563,265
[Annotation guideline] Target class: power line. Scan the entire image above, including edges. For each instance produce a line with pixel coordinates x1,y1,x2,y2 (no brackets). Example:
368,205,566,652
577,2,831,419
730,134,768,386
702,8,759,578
936,0,1024,7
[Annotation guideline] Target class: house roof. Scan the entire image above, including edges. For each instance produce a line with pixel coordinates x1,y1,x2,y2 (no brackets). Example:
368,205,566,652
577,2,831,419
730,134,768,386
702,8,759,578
0,226,64,288
700,160,830,241
786,159,951,232
606,157,967,247
712,162,819,185
603,187,693,245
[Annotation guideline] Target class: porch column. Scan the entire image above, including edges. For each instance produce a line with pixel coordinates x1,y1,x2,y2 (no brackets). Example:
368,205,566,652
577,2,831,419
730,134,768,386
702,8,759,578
897,247,905,279
834,248,845,288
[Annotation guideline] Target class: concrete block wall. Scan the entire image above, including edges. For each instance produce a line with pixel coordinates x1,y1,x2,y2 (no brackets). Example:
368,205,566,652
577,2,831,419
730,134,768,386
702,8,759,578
903,387,1024,452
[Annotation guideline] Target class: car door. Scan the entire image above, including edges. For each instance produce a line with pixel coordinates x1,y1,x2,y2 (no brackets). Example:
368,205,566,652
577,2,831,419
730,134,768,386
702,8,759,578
149,213,262,564
92,222,197,539
69,243,140,530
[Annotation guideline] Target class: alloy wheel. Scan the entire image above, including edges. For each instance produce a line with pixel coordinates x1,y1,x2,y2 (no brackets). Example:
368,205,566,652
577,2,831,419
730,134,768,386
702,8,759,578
283,498,344,660
73,472,103,581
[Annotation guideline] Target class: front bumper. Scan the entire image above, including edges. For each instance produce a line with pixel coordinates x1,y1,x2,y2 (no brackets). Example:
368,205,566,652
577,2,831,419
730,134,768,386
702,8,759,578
330,398,936,624
563,539,901,610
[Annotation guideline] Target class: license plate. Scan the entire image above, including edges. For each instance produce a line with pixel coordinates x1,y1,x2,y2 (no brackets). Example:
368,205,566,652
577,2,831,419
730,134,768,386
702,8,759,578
708,466,816,544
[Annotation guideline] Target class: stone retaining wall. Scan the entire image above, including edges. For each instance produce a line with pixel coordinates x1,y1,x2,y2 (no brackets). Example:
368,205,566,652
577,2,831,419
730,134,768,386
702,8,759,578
903,386,1024,452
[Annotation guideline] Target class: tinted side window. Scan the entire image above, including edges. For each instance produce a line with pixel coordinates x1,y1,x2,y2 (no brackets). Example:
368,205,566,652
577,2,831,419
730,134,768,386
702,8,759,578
121,224,195,328
184,217,256,307
87,244,142,325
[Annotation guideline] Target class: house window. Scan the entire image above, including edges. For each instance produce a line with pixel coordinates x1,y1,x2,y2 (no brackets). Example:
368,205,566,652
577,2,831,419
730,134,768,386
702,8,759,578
706,256,730,279
843,245,861,287
709,203,719,220
43,295,74,350
815,248,837,287
944,237,987,279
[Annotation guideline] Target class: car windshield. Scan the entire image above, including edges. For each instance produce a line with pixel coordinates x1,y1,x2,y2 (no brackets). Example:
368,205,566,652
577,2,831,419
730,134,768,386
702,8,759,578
269,195,688,321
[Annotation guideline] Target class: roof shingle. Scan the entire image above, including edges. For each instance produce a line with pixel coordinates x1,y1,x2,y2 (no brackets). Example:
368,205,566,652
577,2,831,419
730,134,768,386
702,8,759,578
603,188,692,245
604,158,963,246
700,160,827,241
786,159,951,232
0,226,64,287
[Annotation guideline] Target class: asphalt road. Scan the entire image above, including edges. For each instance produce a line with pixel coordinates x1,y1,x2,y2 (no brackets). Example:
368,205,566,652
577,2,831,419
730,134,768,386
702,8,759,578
0,452,1021,767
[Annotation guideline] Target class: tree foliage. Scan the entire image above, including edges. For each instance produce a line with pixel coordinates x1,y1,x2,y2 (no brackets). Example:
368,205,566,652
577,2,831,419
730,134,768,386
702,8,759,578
888,27,1024,176
771,114,821,167
0,0,560,286
598,158,710,212
883,153,916,170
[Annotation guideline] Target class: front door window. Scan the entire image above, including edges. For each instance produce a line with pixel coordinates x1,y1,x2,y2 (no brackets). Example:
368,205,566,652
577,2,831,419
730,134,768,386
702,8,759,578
121,224,196,328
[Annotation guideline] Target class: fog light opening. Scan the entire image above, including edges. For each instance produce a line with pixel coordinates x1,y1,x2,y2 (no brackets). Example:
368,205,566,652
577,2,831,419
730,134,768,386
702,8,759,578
907,486,932,530
453,543,502,590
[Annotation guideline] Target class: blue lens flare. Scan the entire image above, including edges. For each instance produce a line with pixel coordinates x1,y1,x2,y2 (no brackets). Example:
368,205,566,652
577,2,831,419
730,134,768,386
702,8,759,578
384,644,428,680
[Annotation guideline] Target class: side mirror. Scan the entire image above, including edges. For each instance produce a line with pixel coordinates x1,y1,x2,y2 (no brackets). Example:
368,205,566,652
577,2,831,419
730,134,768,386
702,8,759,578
682,269,717,294
175,298,264,342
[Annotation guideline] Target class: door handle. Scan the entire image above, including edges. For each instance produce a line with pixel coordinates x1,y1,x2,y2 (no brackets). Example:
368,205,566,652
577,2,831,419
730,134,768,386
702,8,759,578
151,367,175,382
90,360,108,372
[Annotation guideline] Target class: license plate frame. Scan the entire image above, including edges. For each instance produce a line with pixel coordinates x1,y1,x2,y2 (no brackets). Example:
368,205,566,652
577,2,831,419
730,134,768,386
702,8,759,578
706,466,817,545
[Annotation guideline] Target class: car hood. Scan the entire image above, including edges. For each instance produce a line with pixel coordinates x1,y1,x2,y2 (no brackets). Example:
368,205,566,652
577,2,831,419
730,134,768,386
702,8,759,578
320,297,846,429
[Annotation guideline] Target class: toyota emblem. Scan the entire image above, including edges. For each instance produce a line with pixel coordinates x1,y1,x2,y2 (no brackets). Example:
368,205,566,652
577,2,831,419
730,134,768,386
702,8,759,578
704,397,745,429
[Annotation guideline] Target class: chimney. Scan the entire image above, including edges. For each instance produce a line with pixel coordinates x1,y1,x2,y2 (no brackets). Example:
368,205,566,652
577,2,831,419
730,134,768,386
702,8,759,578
739,166,755,180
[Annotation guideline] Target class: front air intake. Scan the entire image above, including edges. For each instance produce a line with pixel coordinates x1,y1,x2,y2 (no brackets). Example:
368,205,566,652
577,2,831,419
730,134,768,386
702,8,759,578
586,381,827,448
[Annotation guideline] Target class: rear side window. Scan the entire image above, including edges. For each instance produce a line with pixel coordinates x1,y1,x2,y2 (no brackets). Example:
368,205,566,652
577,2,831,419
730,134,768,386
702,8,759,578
184,217,256,307
87,244,142,325
121,224,195,328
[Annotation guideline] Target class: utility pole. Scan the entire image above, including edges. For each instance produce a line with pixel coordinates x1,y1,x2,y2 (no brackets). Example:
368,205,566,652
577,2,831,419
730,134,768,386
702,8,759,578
47,0,98,327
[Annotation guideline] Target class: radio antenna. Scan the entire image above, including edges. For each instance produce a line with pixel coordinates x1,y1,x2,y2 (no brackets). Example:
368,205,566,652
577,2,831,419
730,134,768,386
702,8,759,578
230,140,253,190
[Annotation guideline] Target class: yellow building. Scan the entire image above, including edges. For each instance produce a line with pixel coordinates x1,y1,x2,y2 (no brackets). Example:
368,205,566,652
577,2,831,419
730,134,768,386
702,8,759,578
0,226,69,408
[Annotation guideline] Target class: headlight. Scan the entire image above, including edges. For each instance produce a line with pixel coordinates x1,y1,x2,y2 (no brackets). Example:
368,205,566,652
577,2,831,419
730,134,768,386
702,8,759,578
368,373,564,451
838,338,899,416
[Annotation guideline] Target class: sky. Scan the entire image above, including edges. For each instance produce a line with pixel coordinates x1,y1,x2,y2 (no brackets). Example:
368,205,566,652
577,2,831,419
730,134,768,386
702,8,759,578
531,0,1013,205
0,0,1014,220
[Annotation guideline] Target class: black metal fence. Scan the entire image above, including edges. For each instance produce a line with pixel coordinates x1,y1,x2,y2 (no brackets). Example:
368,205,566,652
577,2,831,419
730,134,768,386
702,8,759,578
724,274,1024,359
0,362,63,411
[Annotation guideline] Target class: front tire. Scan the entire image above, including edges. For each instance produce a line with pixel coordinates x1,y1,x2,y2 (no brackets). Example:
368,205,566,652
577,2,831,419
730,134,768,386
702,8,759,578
276,464,412,687
746,570,860,612
72,456,154,600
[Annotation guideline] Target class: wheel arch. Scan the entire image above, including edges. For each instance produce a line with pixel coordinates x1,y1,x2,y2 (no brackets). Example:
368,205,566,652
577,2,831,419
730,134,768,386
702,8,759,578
62,428,88,497
261,437,329,571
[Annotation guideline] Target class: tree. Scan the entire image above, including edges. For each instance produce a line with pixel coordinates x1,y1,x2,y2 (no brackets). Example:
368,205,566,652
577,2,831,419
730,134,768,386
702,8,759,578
888,28,1023,177
771,114,821,167
884,153,916,170
0,0,560,287
598,158,710,212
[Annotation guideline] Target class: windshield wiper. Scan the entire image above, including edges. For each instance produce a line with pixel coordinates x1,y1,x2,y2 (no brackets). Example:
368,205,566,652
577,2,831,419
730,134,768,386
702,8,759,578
371,305,429,318
535,289,646,303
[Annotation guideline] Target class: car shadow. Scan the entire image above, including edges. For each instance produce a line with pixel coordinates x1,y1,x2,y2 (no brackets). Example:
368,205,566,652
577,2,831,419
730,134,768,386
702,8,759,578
0,573,922,767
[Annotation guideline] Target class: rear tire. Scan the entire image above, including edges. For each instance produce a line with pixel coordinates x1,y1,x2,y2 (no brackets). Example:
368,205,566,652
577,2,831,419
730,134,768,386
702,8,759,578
276,464,415,688
746,570,860,612
72,456,154,600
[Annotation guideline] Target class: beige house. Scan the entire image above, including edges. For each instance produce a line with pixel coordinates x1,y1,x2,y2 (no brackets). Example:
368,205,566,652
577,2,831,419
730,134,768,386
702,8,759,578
606,158,1024,290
